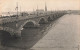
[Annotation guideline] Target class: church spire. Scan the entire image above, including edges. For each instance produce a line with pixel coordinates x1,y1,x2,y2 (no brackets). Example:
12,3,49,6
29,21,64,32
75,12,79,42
45,2,47,11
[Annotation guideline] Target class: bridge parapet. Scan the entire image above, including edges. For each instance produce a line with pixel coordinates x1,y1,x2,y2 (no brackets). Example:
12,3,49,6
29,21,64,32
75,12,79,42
0,16,29,24
0,26,21,36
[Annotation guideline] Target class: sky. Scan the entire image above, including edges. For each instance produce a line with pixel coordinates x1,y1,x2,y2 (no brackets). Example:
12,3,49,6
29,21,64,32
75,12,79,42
0,0,80,13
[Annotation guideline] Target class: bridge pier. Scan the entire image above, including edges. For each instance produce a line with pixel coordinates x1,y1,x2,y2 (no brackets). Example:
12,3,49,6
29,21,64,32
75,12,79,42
14,30,21,37
34,23,40,27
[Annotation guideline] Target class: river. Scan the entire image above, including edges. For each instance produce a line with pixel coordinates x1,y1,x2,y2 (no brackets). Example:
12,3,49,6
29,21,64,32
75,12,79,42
31,14,80,50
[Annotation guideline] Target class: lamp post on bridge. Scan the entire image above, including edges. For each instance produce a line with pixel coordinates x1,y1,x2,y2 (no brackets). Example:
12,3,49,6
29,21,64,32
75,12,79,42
37,5,38,16
15,2,19,27
45,2,47,15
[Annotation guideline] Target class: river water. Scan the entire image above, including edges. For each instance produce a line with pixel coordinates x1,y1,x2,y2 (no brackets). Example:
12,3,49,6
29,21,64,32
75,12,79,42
0,14,80,50
31,14,80,50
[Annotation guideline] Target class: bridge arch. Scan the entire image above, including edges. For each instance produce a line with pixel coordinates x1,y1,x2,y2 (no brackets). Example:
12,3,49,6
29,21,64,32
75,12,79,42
39,17,47,24
47,16,53,21
23,21,35,28
0,30,11,39
19,20,39,30
0,27,15,35
0,30,11,45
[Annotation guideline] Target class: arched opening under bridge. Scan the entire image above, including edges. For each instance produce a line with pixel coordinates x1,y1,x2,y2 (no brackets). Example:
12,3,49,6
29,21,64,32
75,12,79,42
0,30,18,46
48,17,52,21
39,18,46,24
23,22,35,28
0,30,11,46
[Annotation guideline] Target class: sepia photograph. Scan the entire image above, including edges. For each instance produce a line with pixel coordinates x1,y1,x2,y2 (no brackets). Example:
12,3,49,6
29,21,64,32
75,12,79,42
0,0,80,50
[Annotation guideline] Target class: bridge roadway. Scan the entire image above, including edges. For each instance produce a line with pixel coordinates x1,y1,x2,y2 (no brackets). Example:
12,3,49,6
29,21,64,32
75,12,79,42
0,11,66,37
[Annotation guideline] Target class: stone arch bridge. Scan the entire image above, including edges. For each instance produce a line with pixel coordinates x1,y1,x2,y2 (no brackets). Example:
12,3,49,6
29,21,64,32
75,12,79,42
0,11,67,37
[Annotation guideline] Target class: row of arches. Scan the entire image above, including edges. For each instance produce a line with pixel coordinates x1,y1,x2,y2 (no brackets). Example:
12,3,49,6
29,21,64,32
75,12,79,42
22,12,66,28
23,16,53,28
